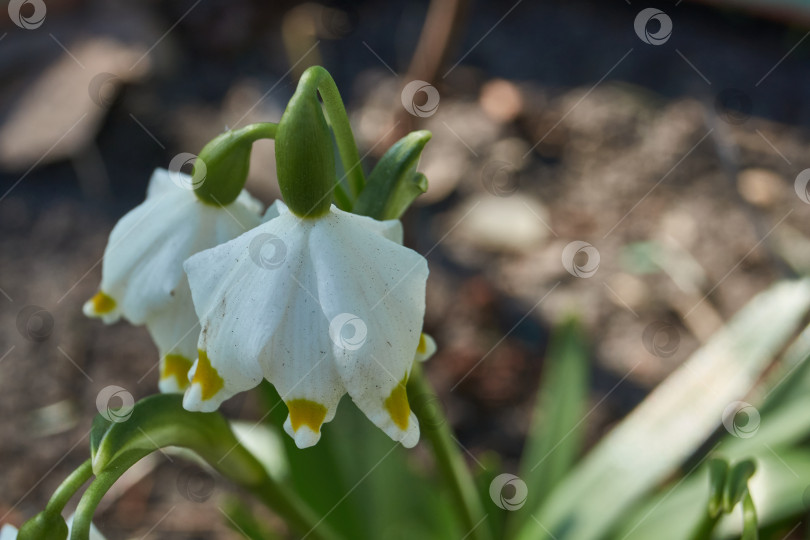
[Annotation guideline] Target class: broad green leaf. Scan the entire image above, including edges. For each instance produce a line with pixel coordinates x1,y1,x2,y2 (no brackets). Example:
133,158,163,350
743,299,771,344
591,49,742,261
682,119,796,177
509,317,589,535
515,279,810,540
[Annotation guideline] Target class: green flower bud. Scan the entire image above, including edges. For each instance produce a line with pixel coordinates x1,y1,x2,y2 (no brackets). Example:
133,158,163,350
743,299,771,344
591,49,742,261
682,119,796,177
275,69,336,218
192,123,277,206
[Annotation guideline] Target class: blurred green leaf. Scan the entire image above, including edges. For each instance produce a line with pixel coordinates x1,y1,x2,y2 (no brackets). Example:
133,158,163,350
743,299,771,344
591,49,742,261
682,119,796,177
741,491,759,540
509,317,589,535
221,496,280,540
257,381,459,540
707,458,729,518
723,459,756,514
617,446,810,539
514,279,810,540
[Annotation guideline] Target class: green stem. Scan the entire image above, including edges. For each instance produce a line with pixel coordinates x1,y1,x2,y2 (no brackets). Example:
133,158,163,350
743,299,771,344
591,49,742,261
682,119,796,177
71,451,145,540
688,508,721,540
299,66,366,199
45,459,93,515
408,364,492,540
235,122,278,143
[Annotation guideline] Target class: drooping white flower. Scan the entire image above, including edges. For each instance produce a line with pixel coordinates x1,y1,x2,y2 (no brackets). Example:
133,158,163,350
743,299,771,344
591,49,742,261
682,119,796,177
182,201,429,448
83,168,263,393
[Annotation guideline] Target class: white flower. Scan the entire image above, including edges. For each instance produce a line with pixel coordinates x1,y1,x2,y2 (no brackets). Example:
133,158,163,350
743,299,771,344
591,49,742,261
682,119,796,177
83,168,263,393
0,515,105,539
182,201,429,448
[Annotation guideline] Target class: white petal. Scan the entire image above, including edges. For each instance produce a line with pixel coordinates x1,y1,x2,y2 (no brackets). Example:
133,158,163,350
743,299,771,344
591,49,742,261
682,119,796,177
94,172,262,325
312,207,428,447
0,524,17,540
262,200,285,222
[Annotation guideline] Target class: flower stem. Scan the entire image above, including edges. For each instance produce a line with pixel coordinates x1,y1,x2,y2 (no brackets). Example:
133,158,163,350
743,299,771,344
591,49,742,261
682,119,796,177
71,451,145,540
44,459,93,515
299,66,366,199
408,364,492,540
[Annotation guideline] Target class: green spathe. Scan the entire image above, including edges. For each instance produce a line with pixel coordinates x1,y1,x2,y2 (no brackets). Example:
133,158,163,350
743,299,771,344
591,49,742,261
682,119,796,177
193,123,277,206
275,69,336,218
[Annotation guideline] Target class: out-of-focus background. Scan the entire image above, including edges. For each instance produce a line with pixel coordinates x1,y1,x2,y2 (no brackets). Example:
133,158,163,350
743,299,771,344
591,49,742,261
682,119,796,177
2,0,810,537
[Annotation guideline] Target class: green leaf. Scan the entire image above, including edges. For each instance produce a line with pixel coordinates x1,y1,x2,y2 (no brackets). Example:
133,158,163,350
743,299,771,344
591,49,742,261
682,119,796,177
221,496,281,540
515,279,810,540
741,491,759,540
707,458,729,518
353,131,431,220
509,316,589,535
723,459,756,513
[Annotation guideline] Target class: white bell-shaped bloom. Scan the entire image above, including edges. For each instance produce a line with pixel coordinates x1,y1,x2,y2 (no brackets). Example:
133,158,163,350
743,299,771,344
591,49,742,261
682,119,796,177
83,168,263,393
182,201,429,448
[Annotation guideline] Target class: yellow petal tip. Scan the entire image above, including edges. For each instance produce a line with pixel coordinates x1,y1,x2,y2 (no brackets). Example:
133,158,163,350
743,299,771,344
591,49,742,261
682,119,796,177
89,291,117,314
191,350,224,400
160,354,193,391
384,377,411,430
287,399,328,433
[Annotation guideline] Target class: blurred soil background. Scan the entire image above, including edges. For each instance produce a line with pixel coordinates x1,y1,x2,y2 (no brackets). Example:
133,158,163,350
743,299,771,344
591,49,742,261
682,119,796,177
2,0,810,537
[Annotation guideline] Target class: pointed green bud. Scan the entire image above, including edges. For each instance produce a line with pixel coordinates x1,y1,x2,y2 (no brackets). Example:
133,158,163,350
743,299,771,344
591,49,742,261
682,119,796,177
275,70,336,218
192,123,277,206
18,511,68,540
354,130,431,220
723,459,756,513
